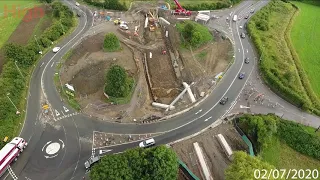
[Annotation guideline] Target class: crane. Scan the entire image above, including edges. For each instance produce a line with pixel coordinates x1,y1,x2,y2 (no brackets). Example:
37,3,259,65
172,0,191,16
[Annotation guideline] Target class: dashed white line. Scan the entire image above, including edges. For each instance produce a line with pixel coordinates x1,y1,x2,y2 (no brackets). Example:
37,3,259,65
204,116,212,122
51,62,55,67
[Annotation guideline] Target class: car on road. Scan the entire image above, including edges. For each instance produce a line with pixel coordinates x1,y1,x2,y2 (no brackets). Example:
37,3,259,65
75,2,80,6
245,14,249,19
220,97,229,105
139,138,155,148
239,25,243,29
250,9,255,13
245,57,249,64
240,33,245,39
52,47,60,53
84,156,100,169
239,72,245,79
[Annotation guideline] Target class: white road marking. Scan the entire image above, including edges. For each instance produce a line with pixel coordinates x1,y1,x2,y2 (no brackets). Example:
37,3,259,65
195,109,203,115
45,142,60,155
7,166,18,180
59,139,65,149
246,49,248,53
238,48,240,52
204,116,212,122
51,62,54,67
63,106,69,112
40,62,44,67
55,110,60,117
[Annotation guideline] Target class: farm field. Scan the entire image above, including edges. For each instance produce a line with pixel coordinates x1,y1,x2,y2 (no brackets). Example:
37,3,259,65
0,0,40,48
290,2,320,97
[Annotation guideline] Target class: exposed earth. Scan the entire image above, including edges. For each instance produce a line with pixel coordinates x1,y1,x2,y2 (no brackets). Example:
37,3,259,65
172,121,248,180
59,2,233,123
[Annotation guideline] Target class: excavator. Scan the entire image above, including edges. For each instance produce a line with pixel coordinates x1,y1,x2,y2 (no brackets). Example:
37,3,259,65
172,0,191,16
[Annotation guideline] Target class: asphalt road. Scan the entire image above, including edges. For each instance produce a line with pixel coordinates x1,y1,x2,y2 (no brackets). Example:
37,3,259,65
2,1,273,180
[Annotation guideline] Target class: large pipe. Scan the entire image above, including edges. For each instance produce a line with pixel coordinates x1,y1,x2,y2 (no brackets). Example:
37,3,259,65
144,15,148,28
152,102,175,110
159,17,170,25
183,82,196,103
166,87,188,111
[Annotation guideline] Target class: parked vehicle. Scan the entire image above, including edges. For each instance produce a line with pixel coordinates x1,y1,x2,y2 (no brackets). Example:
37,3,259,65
240,33,245,39
75,2,80,6
120,23,129,30
220,97,229,105
84,156,100,169
250,9,255,13
139,138,155,148
245,14,249,19
0,137,27,178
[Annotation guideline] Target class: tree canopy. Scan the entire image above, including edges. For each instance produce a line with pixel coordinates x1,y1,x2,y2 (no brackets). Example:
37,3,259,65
105,65,130,98
103,33,121,52
90,145,179,180
225,151,275,180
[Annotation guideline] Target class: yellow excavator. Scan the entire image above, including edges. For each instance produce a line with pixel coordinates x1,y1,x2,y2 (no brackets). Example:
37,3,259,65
114,18,121,25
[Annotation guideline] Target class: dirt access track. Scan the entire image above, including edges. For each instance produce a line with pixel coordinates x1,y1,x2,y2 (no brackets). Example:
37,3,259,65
0,5,52,73
60,2,233,123
172,122,248,180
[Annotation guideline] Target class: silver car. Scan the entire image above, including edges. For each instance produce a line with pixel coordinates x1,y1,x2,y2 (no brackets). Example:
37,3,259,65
84,156,100,169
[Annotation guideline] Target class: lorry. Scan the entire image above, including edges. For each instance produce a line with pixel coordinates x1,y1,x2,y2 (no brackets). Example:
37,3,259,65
0,137,28,178
233,15,238,22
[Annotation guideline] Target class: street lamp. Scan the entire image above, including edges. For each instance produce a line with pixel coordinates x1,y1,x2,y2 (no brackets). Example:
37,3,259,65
14,61,24,79
6,93,20,115
34,35,43,54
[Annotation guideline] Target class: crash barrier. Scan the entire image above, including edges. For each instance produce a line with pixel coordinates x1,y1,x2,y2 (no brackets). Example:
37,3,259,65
178,159,200,180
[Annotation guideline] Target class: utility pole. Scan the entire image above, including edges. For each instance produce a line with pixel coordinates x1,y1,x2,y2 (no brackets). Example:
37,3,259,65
34,35,42,54
15,61,24,79
6,93,20,114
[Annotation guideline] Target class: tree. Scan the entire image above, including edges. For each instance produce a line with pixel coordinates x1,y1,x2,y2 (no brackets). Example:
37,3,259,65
90,145,178,180
105,65,130,97
103,33,121,52
225,151,275,180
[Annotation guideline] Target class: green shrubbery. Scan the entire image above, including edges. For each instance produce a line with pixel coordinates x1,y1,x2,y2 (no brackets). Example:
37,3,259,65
105,65,131,98
90,145,179,180
278,120,320,160
103,33,121,52
225,151,275,180
247,0,320,114
237,114,320,160
176,21,213,48
83,0,127,11
168,0,241,11
0,1,75,148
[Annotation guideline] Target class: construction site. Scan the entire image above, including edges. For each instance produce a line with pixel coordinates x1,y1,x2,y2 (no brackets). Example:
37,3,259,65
59,0,233,123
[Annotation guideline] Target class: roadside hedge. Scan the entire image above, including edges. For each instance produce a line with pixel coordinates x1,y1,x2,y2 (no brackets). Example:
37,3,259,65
247,0,320,115
168,0,241,11
0,1,75,148
278,120,320,160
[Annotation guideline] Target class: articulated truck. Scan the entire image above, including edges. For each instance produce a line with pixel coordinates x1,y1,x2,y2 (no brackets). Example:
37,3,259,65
0,137,28,178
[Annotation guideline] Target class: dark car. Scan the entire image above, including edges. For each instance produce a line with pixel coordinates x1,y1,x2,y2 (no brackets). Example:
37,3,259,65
84,156,100,169
245,14,249,19
77,13,81,17
245,57,249,64
220,97,229,105
240,33,245,39
239,72,245,79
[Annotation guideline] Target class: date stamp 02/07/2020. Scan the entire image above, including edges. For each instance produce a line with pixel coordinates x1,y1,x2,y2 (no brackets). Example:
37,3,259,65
254,169,320,179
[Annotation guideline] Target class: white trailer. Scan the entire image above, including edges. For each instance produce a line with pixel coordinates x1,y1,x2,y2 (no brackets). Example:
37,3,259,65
0,137,27,178
216,134,233,159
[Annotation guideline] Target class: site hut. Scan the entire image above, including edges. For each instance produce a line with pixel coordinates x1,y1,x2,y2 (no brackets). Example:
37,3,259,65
195,12,210,24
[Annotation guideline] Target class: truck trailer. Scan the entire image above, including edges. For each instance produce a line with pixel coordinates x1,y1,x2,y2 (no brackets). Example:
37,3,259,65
0,137,27,178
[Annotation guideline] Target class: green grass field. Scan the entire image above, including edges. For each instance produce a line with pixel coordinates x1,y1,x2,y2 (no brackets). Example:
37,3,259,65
290,2,320,97
261,136,320,170
0,0,39,48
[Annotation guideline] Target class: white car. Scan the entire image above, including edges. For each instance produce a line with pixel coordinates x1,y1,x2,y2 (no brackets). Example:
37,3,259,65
139,138,155,148
239,26,243,29
52,47,60,53
75,2,80,6
120,24,129,30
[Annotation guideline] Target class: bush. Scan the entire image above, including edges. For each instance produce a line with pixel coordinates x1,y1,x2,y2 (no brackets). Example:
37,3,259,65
83,0,127,11
105,65,131,98
278,120,320,160
103,33,121,52
90,145,179,180
176,21,213,48
238,114,278,151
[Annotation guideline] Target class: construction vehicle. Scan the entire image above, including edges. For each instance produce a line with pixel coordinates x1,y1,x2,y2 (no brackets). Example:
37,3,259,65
114,18,121,25
0,137,28,178
172,0,191,16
